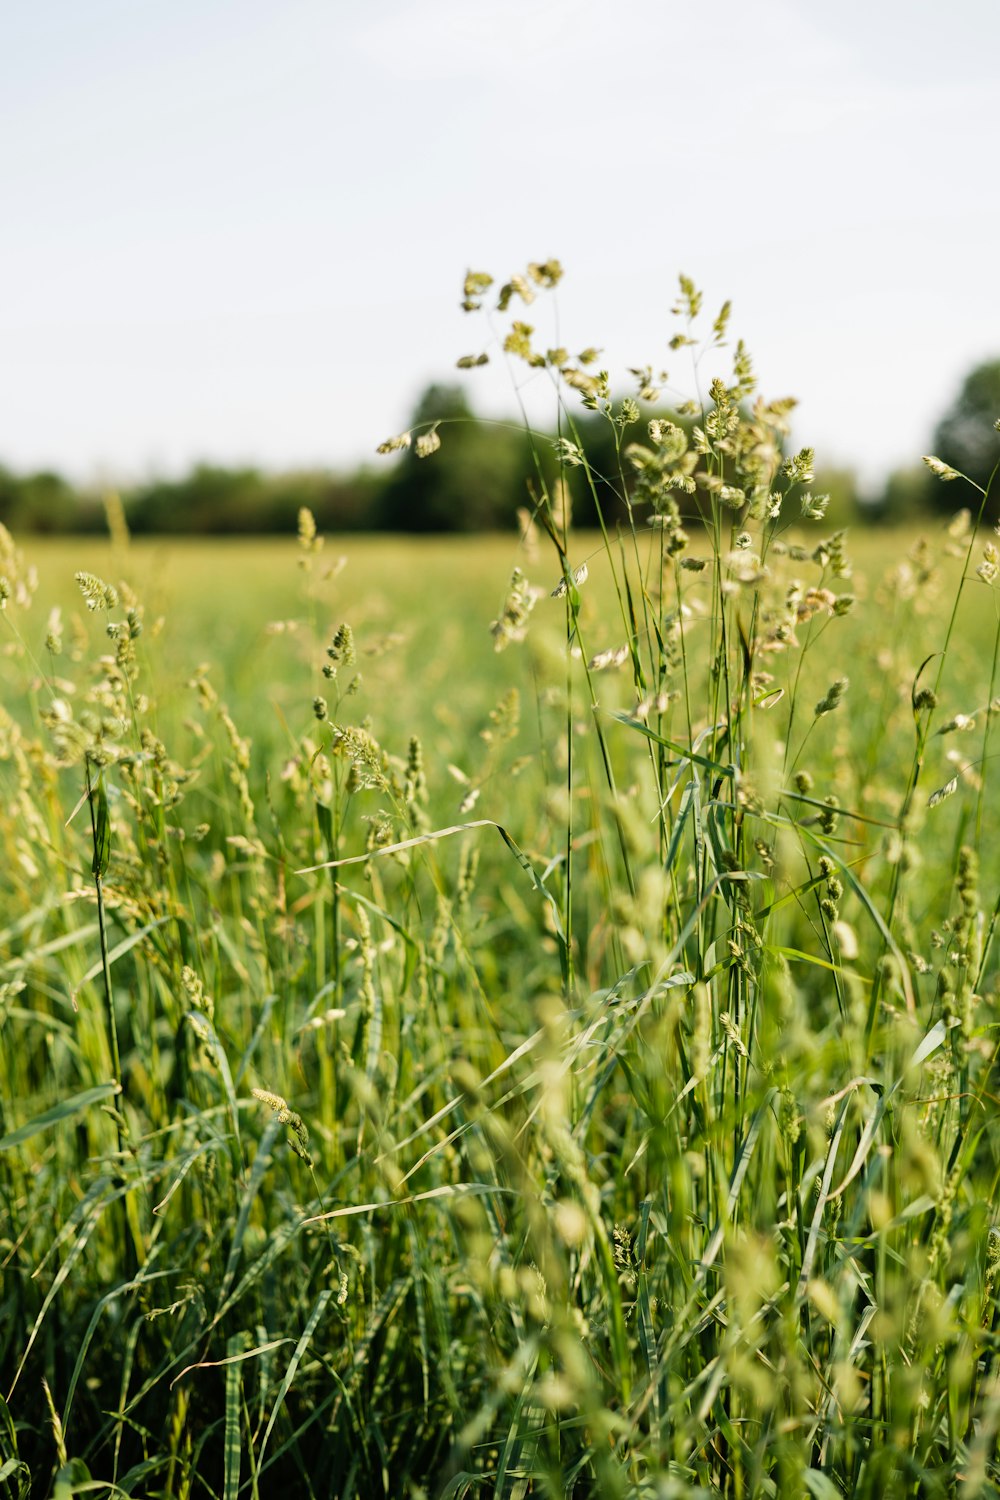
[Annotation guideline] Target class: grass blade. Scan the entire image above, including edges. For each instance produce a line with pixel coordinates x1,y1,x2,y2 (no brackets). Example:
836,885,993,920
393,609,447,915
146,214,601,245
0,1083,119,1154
223,1333,245,1500
257,1290,333,1472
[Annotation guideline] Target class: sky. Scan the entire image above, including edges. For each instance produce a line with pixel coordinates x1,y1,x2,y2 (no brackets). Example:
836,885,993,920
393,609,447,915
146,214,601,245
1,0,997,491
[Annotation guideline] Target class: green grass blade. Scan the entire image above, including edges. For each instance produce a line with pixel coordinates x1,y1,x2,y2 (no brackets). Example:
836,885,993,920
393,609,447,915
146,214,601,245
223,1333,244,1500
606,710,735,777
0,1083,120,1153
73,916,171,995
257,1290,333,1472
216,1114,281,1309
491,1347,540,1500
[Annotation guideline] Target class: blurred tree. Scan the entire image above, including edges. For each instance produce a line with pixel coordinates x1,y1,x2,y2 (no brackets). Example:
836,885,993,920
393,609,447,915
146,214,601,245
931,360,1000,512
564,412,630,529
0,468,85,533
291,468,381,532
873,464,933,525
131,464,381,534
374,385,536,532
128,465,267,533
0,460,378,536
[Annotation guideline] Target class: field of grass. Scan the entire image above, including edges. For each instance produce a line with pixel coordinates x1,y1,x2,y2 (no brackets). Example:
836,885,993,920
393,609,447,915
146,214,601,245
3,276,1000,1498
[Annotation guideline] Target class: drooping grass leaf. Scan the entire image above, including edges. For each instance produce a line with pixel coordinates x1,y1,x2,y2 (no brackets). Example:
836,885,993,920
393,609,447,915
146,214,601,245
0,1083,120,1154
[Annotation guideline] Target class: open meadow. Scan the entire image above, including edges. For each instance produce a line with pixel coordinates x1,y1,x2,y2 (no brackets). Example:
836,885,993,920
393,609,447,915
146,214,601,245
4,248,1000,1500
3,502,1000,1498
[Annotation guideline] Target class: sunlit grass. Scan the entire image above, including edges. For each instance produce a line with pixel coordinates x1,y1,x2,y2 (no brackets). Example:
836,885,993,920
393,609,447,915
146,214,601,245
2,269,1000,1498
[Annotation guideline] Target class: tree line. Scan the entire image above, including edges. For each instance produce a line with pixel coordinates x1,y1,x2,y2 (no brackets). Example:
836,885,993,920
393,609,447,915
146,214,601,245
2,362,998,535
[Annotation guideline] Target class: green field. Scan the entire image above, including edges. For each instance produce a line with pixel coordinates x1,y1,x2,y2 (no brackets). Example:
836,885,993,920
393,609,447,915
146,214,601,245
4,470,1000,1495
19,533,529,757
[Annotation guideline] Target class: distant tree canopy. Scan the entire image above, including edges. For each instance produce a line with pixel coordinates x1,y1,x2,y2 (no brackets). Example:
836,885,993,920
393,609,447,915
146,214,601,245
373,385,539,532
12,362,1000,536
372,386,645,533
876,465,931,527
931,360,1000,512
127,464,379,534
0,466,104,534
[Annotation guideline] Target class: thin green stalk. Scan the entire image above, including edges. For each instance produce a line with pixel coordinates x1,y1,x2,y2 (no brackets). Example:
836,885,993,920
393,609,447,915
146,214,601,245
86,759,122,1094
974,589,1000,849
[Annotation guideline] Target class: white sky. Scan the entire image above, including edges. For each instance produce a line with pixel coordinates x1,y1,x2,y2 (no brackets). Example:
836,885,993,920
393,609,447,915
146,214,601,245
1,0,997,490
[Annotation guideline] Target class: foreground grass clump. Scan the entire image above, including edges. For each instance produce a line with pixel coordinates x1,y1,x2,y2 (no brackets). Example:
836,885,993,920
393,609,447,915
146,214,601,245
2,270,1000,1498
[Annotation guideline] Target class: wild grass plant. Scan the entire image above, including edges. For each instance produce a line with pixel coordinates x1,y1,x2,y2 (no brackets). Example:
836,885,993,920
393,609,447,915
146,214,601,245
1,266,1000,1498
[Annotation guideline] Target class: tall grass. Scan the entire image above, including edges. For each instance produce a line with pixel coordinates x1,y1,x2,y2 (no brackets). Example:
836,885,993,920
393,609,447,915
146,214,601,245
1,266,1000,1498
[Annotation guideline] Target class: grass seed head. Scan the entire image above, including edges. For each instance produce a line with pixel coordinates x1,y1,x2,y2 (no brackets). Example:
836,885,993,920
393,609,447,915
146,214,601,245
814,678,848,717
75,571,118,611
923,454,961,481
